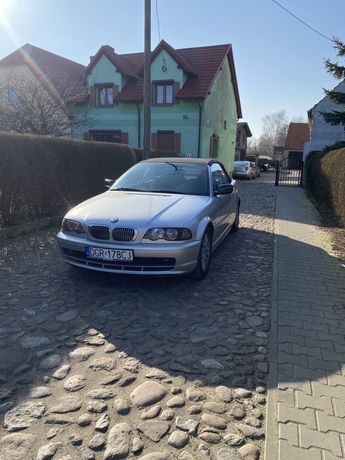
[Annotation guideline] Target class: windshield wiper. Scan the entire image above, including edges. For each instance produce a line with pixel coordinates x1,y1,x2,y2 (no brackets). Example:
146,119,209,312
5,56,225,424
149,190,180,194
111,187,144,192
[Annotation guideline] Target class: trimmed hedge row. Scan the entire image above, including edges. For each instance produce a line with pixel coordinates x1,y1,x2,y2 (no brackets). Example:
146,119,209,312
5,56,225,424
0,133,137,228
305,148,345,226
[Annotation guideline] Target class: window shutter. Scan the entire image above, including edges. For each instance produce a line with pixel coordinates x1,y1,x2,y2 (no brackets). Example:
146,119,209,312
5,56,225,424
173,133,181,153
120,132,129,144
173,82,180,103
83,132,91,141
151,133,158,150
89,86,96,106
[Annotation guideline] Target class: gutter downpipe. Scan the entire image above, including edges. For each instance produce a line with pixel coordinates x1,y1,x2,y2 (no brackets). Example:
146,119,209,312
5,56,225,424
136,103,141,148
197,101,203,158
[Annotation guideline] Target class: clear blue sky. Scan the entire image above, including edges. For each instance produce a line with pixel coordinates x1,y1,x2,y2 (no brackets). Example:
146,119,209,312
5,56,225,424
0,0,344,137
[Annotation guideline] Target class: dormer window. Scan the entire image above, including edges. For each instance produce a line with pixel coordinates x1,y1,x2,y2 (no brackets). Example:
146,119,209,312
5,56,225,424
154,82,173,105
96,84,113,107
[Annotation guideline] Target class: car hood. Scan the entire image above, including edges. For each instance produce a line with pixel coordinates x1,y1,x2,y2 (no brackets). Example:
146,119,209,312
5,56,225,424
65,191,211,228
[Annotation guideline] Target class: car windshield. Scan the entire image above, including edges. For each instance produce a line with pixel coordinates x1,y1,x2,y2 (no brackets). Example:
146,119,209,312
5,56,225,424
234,161,250,167
110,162,209,196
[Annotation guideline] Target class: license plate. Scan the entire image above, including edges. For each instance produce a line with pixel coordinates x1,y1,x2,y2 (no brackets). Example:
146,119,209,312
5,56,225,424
86,247,133,262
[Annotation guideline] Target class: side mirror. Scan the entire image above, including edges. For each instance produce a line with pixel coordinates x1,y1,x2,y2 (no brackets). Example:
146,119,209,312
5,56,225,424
216,183,234,195
104,178,114,189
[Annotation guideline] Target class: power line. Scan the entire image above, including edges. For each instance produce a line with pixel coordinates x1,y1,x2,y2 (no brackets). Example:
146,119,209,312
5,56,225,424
155,0,161,42
271,0,334,42
155,0,167,68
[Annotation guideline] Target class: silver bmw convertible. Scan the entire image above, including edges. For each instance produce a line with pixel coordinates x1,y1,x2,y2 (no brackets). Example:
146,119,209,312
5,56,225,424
57,158,240,279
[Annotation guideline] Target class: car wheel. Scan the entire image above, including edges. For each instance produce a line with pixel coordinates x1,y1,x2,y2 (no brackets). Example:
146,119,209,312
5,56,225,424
191,227,212,280
230,205,240,233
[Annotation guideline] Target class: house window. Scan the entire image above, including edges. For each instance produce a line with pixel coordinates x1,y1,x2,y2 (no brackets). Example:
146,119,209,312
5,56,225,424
210,134,219,158
223,120,227,130
96,85,113,107
7,87,19,104
154,82,173,105
89,130,121,143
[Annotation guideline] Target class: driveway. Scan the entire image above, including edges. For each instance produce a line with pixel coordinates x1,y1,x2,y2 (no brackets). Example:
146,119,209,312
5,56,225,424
0,174,276,460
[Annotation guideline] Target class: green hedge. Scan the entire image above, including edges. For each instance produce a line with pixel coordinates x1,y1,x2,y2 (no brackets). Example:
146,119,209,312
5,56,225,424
305,148,345,226
0,133,137,228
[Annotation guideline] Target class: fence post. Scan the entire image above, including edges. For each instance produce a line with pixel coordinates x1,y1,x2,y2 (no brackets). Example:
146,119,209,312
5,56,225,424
275,161,280,186
299,161,304,187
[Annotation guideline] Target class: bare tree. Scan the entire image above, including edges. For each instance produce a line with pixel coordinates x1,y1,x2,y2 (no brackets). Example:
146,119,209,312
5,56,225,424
0,72,93,137
258,110,289,157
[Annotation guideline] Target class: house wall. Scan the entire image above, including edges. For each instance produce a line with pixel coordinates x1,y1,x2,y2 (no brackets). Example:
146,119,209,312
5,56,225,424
88,55,123,88
304,81,345,159
151,50,185,86
73,99,201,154
201,58,237,172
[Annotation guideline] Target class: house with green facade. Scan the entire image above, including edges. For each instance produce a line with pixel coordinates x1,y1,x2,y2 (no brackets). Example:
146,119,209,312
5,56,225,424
73,40,242,172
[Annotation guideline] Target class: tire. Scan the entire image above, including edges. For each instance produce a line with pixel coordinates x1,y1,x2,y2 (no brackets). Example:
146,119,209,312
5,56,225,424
230,206,240,233
191,227,212,280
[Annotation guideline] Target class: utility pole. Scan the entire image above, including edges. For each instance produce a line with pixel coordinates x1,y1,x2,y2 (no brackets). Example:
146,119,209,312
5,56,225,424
143,0,151,160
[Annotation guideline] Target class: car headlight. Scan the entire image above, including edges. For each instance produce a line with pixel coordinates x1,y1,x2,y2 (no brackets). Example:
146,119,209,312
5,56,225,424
61,218,85,235
144,227,192,241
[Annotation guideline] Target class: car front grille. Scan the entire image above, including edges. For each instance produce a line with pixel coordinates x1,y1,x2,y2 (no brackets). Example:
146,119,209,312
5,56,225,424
112,227,135,242
61,248,175,272
89,225,110,240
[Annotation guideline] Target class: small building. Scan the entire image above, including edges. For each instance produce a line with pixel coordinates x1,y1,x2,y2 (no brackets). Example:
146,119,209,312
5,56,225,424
283,122,310,167
73,40,243,172
303,81,345,159
235,122,252,160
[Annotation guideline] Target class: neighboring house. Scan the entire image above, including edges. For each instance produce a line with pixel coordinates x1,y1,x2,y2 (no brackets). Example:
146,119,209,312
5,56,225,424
283,122,310,166
235,122,252,160
73,40,242,172
304,81,345,159
0,44,86,136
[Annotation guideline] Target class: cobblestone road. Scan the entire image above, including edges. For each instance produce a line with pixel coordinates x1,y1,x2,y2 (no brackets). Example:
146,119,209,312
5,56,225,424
0,174,276,460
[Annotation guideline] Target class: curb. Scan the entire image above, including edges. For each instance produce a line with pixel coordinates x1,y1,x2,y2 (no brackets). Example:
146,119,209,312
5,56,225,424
265,189,279,460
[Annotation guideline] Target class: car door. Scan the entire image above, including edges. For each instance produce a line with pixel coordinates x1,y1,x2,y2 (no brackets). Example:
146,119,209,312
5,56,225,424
210,163,236,245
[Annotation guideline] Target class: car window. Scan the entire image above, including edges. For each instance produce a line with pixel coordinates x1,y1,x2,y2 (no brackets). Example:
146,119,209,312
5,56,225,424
210,163,230,192
111,162,209,196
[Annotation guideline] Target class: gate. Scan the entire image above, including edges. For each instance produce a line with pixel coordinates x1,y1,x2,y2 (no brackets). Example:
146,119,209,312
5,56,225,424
275,158,304,187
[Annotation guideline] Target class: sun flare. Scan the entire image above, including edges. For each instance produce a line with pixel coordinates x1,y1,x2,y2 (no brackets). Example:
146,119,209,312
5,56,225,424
0,0,12,12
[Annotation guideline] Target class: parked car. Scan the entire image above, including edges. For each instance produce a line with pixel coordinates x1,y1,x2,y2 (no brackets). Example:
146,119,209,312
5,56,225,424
233,161,256,180
251,162,261,178
57,158,240,279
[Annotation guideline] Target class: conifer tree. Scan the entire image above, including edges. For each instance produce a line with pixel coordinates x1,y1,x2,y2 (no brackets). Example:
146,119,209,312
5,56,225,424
320,38,345,127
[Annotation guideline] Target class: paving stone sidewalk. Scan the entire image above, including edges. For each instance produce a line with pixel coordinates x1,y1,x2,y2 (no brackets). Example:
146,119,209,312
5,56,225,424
266,187,345,460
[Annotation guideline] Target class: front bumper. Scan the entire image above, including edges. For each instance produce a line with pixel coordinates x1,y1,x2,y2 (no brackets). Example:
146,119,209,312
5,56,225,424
57,231,201,276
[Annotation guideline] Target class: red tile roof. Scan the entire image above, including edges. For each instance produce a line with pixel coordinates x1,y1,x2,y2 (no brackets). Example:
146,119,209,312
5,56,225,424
87,41,242,117
284,123,310,150
0,43,86,94
138,40,197,77
84,45,138,80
